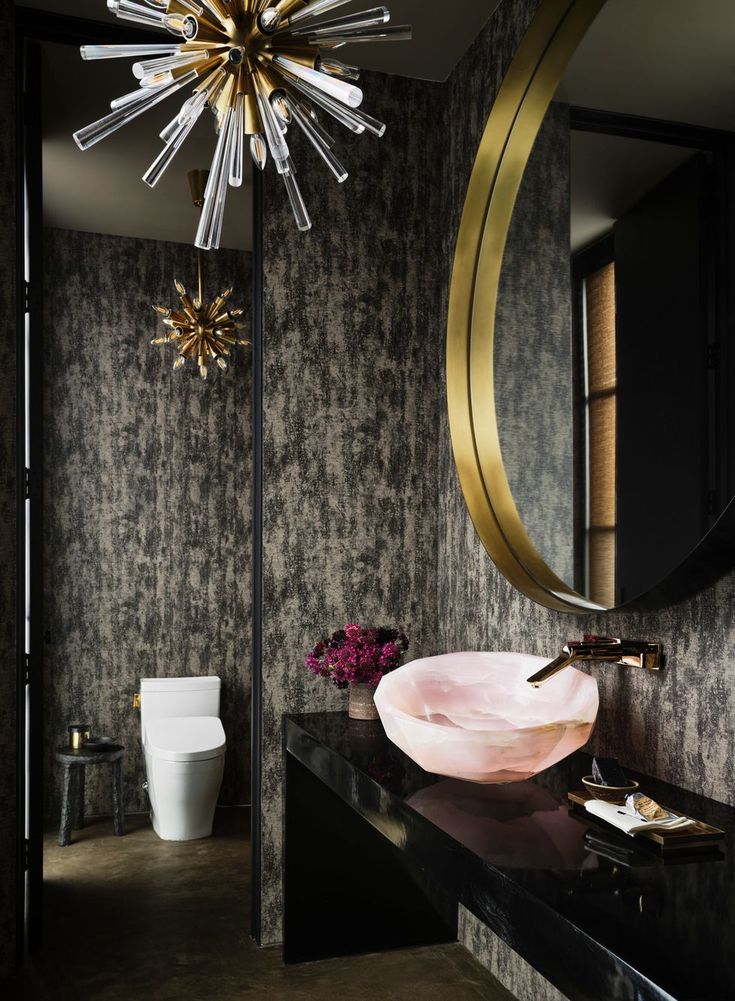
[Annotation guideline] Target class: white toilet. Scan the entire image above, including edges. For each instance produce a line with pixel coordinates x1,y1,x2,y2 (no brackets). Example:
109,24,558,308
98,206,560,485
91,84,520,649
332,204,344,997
139,676,226,841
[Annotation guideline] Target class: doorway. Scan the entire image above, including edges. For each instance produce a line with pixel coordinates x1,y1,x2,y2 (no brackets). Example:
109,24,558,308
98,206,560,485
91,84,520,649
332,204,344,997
15,4,261,982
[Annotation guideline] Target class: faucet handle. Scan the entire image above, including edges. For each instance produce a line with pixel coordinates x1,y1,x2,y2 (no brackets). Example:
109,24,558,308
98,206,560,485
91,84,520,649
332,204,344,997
579,637,663,670
567,636,621,654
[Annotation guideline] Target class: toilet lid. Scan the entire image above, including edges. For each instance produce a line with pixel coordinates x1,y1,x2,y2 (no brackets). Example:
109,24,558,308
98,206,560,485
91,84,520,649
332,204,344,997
145,716,226,762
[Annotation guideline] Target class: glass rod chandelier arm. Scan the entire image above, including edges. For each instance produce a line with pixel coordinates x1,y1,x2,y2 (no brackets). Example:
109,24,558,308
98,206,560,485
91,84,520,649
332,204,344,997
195,105,236,250
163,88,208,139
160,109,185,142
143,100,206,187
73,69,198,149
107,0,186,32
253,72,291,170
294,73,386,135
298,100,336,147
313,24,412,44
81,43,183,60
281,168,311,232
212,124,235,248
284,95,347,183
285,6,390,37
274,68,364,133
285,0,353,28
189,65,228,111
271,55,363,107
132,50,211,78
111,81,170,110
229,93,245,187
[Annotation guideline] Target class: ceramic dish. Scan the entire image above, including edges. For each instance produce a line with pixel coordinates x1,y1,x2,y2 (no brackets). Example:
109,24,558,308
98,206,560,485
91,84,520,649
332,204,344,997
582,775,640,804
82,736,116,752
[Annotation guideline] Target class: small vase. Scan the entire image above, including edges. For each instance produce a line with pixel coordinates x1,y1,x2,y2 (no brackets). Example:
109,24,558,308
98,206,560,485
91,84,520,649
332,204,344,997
348,682,379,721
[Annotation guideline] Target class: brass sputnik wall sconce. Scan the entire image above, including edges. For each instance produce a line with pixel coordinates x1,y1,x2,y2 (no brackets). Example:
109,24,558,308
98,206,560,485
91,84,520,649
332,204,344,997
151,169,251,379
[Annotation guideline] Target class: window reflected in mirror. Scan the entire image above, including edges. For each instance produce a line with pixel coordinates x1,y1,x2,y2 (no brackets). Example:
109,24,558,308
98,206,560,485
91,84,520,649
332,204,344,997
577,257,616,607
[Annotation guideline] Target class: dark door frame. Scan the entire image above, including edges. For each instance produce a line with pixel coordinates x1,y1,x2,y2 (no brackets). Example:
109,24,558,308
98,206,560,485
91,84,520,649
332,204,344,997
14,4,264,960
250,166,264,946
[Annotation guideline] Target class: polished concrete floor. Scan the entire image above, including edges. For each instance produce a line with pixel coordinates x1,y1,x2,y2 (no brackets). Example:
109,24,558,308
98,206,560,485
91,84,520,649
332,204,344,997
17,808,515,1001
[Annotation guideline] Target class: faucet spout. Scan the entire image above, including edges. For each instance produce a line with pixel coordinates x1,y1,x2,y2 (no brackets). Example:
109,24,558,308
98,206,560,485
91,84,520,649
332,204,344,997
527,636,663,687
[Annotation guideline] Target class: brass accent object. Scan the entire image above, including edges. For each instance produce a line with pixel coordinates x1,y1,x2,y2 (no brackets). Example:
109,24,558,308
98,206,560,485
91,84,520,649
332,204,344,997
188,168,209,209
74,1,412,243
132,693,142,710
632,794,669,822
151,170,251,379
527,637,664,687
68,724,91,750
446,0,606,613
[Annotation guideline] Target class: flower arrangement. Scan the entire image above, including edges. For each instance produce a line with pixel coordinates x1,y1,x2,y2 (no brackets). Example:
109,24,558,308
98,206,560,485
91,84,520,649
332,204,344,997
306,624,409,690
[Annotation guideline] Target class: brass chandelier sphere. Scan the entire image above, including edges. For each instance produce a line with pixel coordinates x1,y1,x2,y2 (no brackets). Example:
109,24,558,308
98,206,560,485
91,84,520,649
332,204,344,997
150,169,250,379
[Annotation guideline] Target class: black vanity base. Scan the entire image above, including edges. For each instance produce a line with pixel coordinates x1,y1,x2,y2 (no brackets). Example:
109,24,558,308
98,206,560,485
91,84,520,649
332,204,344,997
284,713,734,1001
284,753,456,964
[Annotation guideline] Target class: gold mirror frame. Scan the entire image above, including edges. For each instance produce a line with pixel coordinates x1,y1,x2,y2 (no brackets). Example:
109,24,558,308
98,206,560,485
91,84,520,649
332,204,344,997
447,0,607,614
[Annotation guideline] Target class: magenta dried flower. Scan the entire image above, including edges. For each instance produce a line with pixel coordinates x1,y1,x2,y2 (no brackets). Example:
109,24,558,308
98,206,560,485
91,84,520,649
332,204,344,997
305,624,409,690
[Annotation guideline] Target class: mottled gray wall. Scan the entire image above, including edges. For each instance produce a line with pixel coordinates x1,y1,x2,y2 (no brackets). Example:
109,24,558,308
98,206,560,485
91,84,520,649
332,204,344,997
459,908,567,1001
42,228,252,818
0,0,18,981
260,72,447,943
496,101,574,583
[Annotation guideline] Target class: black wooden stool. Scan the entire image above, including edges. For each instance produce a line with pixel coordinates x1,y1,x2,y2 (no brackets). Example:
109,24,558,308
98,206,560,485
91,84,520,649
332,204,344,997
55,745,125,847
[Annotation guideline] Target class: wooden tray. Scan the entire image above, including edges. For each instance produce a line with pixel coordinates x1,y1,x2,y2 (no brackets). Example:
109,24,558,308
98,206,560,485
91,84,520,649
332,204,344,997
568,790,725,854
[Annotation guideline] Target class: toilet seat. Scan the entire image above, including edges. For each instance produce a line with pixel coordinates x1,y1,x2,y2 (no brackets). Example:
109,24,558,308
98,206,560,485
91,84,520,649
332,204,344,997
145,716,226,762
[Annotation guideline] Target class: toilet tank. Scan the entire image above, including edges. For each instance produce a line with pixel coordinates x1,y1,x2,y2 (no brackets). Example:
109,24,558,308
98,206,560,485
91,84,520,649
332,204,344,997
140,677,221,744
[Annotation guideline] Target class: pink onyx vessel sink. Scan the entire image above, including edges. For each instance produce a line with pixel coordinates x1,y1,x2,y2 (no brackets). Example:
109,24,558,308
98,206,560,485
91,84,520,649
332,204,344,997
374,652,598,783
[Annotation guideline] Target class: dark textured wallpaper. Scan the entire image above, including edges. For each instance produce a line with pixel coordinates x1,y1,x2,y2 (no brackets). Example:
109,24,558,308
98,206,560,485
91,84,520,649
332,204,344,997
42,228,252,818
0,0,17,981
260,71,449,943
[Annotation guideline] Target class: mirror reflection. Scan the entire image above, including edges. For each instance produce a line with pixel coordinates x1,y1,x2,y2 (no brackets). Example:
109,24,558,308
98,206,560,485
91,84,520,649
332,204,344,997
495,0,735,607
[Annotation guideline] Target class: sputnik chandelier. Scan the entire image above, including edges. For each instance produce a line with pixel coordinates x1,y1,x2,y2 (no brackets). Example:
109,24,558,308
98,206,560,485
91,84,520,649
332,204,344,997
74,1,412,247
151,169,250,378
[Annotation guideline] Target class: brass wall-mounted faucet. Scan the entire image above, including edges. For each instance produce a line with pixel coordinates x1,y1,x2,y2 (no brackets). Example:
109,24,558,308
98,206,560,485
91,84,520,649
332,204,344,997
527,636,664,687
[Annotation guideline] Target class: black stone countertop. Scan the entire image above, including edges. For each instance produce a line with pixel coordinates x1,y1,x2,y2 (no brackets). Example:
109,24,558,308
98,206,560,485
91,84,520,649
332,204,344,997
285,712,734,1001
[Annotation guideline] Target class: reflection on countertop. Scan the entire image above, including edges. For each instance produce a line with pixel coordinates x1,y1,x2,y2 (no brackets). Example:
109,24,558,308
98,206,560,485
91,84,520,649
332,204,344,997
408,780,597,871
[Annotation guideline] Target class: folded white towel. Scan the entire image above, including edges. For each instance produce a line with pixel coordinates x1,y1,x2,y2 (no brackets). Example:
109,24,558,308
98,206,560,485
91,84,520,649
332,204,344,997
585,799,695,836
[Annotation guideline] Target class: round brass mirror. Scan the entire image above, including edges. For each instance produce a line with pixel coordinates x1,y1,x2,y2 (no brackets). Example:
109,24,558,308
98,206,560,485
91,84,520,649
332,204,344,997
447,0,735,612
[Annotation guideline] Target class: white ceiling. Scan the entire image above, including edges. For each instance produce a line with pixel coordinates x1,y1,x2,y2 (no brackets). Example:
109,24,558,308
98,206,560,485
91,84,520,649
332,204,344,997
19,0,501,249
